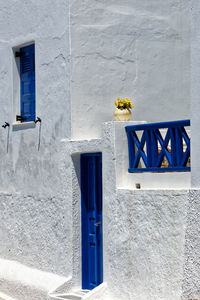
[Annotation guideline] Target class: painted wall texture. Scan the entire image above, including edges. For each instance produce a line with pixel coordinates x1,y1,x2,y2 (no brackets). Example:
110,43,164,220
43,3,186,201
0,1,198,300
63,122,191,300
186,1,200,297
104,189,189,300
182,190,200,299
0,0,72,286
70,0,190,139
102,122,190,300
190,0,200,188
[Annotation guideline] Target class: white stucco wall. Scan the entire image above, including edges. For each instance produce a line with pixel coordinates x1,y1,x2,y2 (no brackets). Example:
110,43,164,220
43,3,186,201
0,1,195,300
181,2,200,298
190,0,200,188
64,121,190,300
0,0,72,285
182,189,200,299
70,0,190,139
101,121,192,300
103,189,189,300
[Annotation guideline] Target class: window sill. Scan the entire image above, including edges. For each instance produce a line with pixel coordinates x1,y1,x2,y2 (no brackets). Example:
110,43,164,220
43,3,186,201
12,121,36,131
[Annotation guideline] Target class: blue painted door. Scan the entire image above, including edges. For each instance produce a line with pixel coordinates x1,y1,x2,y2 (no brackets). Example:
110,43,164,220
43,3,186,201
81,153,103,290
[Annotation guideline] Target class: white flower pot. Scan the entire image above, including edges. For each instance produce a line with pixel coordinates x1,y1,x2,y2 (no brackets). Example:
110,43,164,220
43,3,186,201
114,108,132,121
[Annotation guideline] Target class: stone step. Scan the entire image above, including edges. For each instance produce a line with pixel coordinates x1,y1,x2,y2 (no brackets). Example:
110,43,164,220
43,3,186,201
53,295,81,300
52,290,90,300
73,290,89,296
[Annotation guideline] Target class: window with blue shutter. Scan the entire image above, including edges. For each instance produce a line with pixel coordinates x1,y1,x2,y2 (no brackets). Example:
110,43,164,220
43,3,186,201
19,44,35,122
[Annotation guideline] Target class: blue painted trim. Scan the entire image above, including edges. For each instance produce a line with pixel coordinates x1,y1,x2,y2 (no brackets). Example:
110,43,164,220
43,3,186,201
125,120,190,173
81,153,103,290
128,167,191,173
125,120,190,132
20,44,35,122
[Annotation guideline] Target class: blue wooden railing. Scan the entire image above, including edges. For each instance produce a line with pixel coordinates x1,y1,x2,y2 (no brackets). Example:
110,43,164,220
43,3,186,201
125,120,190,173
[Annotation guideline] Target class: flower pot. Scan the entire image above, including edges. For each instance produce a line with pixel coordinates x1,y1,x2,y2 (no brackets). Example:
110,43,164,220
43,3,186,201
114,108,132,121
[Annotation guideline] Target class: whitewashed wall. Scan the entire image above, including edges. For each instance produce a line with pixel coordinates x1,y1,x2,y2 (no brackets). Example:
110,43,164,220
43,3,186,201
101,122,189,300
182,0,200,299
0,1,195,300
190,0,200,188
105,189,189,300
0,0,71,287
62,121,190,300
70,0,190,139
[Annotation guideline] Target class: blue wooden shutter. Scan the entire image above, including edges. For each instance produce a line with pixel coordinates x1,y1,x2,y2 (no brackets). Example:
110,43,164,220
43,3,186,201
20,44,35,122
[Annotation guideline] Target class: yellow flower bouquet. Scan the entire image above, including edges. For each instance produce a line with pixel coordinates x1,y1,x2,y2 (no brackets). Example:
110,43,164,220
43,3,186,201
114,97,134,121
115,98,134,110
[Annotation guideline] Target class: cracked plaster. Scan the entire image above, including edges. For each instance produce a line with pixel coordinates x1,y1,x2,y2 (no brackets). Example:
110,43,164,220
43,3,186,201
0,1,197,300
0,0,72,299
70,0,190,139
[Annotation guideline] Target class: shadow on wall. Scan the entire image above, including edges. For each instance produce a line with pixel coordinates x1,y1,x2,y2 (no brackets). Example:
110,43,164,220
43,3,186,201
71,153,82,287
71,153,81,188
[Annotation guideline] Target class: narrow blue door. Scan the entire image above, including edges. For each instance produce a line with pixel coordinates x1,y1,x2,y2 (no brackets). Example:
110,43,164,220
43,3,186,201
81,153,103,290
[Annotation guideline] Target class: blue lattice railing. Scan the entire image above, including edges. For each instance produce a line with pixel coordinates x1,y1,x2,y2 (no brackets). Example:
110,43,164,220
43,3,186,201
125,120,190,173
